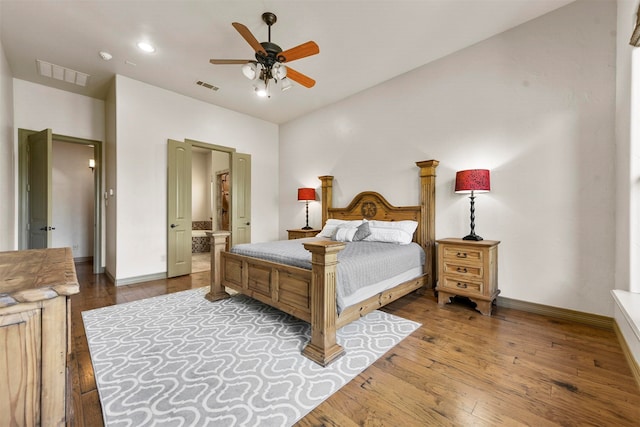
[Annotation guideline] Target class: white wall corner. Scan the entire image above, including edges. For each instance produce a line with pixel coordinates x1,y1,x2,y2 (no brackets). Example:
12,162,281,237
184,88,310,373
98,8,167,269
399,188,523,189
611,290,640,375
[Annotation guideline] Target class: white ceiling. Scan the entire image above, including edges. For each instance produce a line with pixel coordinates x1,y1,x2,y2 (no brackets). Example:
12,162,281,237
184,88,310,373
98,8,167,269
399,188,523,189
0,0,574,124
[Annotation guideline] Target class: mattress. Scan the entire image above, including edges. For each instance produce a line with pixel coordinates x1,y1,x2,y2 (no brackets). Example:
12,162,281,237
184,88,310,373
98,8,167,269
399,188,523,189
230,237,425,312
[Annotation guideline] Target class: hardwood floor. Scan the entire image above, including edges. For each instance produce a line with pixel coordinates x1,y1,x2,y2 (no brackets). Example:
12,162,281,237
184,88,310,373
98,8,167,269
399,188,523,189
69,261,640,426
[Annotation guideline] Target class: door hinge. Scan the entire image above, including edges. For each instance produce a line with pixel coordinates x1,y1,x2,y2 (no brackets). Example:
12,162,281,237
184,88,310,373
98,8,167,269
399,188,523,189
27,184,30,192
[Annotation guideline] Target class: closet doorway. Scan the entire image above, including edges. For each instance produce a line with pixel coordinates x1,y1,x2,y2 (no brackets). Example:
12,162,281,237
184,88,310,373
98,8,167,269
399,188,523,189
18,128,103,274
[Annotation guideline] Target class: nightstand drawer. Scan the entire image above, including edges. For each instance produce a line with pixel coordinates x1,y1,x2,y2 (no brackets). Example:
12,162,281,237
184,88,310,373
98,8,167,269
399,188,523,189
442,262,483,280
440,277,484,294
287,229,321,240
442,245,483,263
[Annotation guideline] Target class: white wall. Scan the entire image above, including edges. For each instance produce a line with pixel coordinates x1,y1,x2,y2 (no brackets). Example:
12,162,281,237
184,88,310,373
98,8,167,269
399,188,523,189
13,80,105,141
113,75,279,281
105,80,117,276
0,37,15,251
51,140,94,258
192,150,211,222
280,0,616,316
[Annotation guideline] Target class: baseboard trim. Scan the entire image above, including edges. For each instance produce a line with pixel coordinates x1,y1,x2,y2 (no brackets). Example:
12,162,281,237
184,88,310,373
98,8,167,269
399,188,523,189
613,321,640,389
114,272,168,286
496,297,614,330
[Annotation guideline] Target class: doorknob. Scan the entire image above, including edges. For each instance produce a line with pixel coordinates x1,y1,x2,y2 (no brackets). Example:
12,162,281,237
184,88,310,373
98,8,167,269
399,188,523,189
246,222,250,226
170,224,178,228
39,226,56,231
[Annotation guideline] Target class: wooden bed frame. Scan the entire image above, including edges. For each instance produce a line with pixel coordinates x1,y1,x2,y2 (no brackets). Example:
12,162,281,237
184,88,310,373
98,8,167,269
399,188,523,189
206,160,438,366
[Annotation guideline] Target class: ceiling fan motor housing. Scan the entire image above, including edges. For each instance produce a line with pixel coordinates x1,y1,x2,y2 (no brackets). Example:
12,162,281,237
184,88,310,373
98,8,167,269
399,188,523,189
257,42,283,67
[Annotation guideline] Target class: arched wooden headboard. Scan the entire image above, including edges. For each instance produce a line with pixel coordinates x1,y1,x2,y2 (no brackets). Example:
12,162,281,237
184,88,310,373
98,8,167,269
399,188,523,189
319,159,439,288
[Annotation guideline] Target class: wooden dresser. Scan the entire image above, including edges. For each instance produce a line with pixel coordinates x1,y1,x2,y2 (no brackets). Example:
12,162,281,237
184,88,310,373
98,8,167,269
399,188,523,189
436,238,500,316
0,247,79,426
287,228,321,240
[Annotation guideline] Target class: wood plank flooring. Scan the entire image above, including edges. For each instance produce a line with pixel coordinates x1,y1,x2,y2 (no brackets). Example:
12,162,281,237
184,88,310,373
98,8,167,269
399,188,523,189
69,261,640,426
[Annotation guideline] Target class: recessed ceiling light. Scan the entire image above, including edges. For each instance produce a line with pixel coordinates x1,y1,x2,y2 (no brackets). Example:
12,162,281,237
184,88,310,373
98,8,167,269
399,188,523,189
99,51,112,61
137,41,155,53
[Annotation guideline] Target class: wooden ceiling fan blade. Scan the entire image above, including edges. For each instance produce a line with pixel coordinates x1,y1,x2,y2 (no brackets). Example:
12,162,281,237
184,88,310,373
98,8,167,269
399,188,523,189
278,41,319,63
285,67,316,88
210,59,252,65
232,22,267,55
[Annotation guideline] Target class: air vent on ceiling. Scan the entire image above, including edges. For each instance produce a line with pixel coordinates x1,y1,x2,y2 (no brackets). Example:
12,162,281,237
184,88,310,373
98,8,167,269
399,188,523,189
36,59,89,87
196,80,219,91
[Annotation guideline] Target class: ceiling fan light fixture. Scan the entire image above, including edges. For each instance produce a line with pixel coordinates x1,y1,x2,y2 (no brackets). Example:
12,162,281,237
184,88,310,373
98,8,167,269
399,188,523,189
273,63,287,80
281,78,293,91
254,79,268,97
241,62,258,80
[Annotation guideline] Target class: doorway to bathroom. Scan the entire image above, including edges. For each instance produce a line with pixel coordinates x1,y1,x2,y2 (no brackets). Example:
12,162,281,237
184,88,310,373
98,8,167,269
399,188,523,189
190,147,230,274
167,138,251,278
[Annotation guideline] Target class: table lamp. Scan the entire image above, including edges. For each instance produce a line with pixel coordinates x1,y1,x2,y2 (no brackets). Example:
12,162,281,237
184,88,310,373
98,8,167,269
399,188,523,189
297,188,315,230
455,169,490,241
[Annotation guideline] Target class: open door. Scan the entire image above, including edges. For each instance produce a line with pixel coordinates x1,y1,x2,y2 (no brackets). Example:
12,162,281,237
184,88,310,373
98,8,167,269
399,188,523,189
231,152,251,246
167,139,192,277
28,129,53,249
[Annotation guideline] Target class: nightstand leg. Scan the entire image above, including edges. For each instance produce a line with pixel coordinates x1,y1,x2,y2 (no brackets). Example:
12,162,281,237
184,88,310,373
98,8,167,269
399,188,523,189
471,298,493,316
437,290,454,306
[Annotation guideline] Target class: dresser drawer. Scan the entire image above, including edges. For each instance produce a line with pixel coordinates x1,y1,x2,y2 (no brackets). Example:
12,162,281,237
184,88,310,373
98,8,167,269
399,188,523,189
442,262,483,280
440,276,484,295
442,245,483,263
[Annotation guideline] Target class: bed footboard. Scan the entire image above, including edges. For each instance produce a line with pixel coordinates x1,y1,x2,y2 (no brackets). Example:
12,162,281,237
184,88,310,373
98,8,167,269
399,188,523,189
206,232,347,366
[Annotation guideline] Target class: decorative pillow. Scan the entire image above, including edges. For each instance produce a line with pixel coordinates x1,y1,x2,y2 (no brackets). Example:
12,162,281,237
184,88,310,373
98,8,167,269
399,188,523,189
363,220,418,244
333,227,357,242
317,219,347,238
352,221,371,241
318,219,362,238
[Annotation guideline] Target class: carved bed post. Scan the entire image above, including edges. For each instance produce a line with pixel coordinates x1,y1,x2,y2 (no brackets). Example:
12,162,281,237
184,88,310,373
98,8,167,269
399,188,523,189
318,175,334,228
416,160,439,289
205,231,231,302
301,240,346,366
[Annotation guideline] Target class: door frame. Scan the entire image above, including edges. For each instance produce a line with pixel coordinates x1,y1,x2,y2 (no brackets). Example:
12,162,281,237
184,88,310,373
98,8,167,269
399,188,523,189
18,129,104,273
186,139,238,239
167,139,250,275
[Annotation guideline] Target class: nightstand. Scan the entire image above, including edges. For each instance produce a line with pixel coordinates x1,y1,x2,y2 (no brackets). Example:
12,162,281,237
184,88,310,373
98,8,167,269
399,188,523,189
287,228,321,240
436,238,500,316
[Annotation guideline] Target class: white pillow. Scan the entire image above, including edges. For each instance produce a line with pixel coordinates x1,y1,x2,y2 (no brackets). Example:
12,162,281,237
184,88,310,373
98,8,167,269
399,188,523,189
363,220,418,244
333,227,358,242
317,219,363,238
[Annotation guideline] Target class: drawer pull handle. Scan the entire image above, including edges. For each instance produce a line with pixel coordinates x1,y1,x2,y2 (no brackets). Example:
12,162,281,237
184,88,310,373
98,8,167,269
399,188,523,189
456,282,468,289
456,252,467,258
456,267,468,273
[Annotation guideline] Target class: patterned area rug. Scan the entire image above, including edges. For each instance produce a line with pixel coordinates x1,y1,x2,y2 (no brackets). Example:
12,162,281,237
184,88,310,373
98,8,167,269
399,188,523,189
83,287,420,426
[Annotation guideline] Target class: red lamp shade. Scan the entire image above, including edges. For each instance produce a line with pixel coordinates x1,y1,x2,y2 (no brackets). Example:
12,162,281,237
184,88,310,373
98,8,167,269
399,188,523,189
297,188,315,202
455,169,491,194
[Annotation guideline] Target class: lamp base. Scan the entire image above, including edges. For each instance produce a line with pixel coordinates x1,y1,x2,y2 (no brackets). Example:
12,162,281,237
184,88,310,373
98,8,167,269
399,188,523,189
462,234,483,241
301,226,313,230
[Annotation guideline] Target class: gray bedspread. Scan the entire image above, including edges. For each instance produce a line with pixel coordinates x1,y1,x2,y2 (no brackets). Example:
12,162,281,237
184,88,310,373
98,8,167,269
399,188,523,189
230,237,425,301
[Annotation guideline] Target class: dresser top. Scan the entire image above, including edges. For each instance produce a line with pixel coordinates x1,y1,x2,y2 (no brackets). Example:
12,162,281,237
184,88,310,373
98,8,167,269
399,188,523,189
0,247,79,308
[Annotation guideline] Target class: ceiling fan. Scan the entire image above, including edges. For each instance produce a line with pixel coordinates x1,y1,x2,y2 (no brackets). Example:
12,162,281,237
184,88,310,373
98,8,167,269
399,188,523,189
210,12,319,97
